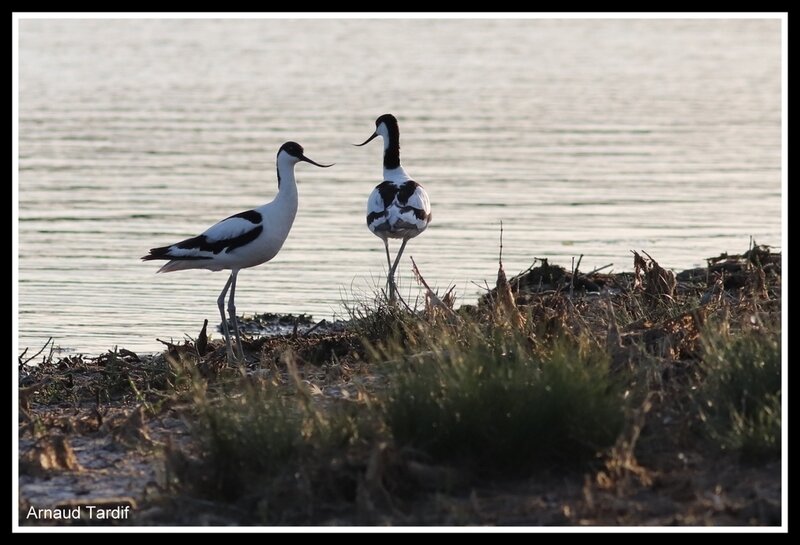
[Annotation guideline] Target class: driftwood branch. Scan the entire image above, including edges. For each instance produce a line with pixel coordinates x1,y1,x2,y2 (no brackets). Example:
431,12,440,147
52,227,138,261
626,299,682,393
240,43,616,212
585,263,613,276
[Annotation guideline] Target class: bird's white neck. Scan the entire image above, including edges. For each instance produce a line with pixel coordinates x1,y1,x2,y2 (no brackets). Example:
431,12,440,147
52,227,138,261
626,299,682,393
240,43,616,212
383,165,411,183
275,155,299,205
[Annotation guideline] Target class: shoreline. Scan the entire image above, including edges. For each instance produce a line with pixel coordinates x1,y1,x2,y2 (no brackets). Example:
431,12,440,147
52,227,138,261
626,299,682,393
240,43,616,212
19,243,782,361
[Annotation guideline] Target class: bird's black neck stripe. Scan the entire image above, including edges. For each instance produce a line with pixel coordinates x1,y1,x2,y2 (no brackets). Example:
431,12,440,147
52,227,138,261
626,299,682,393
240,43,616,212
383,123,401,170
276,166,282,189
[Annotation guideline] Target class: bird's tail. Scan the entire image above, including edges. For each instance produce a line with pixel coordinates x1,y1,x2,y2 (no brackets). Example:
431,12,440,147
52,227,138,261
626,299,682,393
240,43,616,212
142,244,210,273
154,260,202,274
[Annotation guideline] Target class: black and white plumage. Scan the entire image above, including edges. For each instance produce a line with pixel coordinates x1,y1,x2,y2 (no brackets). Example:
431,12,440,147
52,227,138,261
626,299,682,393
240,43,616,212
142,141,332,362
356,114,431,300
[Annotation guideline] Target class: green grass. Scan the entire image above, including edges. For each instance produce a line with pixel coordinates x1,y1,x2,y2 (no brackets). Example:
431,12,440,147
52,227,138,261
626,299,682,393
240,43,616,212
382,324,627,474
697,324,781,462
175,376,373,521
342,292,421,347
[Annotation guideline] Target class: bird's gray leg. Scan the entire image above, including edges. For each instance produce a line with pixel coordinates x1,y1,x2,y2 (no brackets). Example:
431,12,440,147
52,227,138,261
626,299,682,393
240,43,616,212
383,238,395,301
388,238,409,301
217,273,235,362
227,270,245,361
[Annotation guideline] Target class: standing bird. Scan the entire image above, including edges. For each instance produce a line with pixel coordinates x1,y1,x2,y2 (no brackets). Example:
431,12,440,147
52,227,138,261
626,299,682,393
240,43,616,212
355,114,431,300
142,141,332,362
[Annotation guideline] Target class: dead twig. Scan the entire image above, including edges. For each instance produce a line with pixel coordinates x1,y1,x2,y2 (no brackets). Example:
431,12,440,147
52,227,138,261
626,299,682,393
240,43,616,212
493,223,526,331
569,254,584,298
20,337,54,367
196,319,209,356
410,256,460,323
304,319,327,337
585,263,613,276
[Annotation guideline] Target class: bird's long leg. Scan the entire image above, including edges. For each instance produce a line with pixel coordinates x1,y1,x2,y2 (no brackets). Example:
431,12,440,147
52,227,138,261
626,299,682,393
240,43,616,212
383,238,395,301
217,273,235,362
388,238,409,300
227,269,245,362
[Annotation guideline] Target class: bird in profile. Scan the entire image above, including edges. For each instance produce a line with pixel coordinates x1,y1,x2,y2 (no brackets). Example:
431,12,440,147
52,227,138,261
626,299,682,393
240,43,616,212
355,114,431,300
142,141,332,362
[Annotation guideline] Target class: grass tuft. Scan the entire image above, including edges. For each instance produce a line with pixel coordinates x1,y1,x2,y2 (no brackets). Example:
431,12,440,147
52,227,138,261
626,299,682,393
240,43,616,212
173,374,373,522
697,323,781,462
383,325,626,474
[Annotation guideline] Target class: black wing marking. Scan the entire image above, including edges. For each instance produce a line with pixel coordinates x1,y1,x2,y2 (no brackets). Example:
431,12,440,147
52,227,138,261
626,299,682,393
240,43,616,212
142,225,264,261
376,181,398,208
225,209,262,224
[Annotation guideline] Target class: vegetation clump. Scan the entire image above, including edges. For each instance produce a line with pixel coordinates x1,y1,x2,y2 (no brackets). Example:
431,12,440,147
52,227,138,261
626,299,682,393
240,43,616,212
19,244,782,525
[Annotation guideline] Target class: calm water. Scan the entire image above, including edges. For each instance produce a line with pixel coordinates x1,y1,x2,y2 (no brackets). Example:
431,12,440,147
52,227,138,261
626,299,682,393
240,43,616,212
17,18,782,354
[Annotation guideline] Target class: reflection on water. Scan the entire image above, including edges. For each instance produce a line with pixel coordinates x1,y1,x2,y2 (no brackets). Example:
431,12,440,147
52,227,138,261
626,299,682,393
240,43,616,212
18,18,781,354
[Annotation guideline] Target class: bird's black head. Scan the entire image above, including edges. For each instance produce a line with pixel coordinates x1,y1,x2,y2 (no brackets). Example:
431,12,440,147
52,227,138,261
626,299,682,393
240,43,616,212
375,114,400,146
277,141,333,168
375,113,398,129
278,141,305,159
354,113,400,149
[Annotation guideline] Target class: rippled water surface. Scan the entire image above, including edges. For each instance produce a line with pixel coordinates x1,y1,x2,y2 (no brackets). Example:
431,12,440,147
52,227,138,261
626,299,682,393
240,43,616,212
17,18,782,354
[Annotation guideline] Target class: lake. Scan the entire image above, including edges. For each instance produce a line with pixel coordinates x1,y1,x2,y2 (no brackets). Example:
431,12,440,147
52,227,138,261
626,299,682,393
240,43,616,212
17,17,782,354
